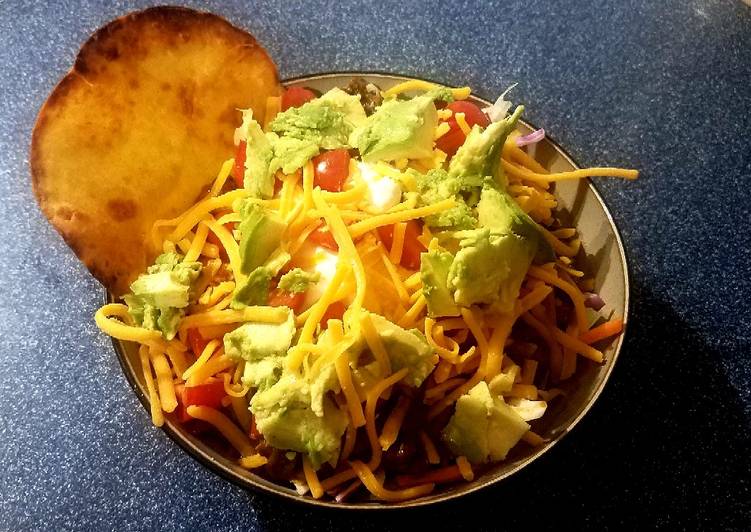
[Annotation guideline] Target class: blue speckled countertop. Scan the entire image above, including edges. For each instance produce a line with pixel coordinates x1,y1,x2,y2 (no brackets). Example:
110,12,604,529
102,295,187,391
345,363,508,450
1,0,749,529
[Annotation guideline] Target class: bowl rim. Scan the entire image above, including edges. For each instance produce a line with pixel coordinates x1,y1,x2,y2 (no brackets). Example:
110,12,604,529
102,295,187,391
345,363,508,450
109,70,630,509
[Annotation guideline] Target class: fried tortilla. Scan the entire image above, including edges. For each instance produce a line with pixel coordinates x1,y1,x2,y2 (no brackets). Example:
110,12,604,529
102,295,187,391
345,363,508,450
31,6,281,295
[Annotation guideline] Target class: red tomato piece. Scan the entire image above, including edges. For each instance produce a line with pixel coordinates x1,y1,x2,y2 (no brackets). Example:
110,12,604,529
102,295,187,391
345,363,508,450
184,379,227,410
187,328,209,357
320,301,346,328
268,288,306,313
206,231,219,247
377,225,393,248
281,87,316,111
249,415,261,440
174,384,192,423
313,149,350,192
399,220,426,270
308,226,339,251
435,126,466,159
448,101,491,129
231,141,247,188
435,101,491,158
376,220,426,270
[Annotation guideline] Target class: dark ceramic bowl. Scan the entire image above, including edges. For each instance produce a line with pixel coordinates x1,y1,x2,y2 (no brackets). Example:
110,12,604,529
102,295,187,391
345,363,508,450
111,73,629,509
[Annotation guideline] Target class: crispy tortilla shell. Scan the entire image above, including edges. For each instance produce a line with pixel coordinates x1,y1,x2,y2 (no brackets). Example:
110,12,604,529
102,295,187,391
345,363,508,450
31,6,281,295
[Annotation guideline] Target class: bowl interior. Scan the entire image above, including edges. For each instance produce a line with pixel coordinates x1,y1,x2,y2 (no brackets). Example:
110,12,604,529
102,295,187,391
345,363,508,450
110,73,628,508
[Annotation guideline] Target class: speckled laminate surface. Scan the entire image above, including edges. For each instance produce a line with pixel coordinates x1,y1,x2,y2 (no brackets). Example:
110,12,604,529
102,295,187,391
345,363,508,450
1,0,749,530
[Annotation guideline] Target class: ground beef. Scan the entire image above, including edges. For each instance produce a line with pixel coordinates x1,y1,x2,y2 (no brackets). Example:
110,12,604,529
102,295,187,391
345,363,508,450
343,77,383,115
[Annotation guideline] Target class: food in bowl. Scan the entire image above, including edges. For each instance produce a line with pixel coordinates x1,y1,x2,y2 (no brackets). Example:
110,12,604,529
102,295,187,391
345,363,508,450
95,78,636,502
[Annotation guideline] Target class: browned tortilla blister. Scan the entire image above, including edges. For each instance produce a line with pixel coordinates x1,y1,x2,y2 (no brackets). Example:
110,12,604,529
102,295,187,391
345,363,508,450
30,6,281,296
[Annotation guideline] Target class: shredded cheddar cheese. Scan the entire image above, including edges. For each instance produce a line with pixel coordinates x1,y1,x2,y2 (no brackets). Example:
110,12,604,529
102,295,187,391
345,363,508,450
454,112,471,135
348,197,455,238
383,79,470,100
187,405,253,456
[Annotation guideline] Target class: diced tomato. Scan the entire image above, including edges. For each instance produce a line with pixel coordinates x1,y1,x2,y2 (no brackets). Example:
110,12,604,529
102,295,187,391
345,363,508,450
174,381,227,424
249,415,261,440
231,141,247,188
449,101,491,128
281,87,316,111
435,101,491,158
268,287,306,313
174,384,193,423
206,231,219,247
308,226,339,251
400,220,426,270
313,149,350,192
183,379,227,410
376,220,426,270
187,328,209,357
320,301,346,328
377,226,393,249
378,227,397,260
435,126,465,159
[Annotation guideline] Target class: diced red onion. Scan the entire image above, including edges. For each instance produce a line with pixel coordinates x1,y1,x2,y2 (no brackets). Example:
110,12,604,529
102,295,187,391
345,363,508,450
584,292,606,311
516,128,545,147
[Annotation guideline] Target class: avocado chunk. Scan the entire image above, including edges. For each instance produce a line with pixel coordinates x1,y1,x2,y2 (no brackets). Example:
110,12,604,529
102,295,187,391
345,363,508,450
231,267,273,309
412,168,479,230
477,182,554,263
308,362,341,418
420,249,460,318
477,182,531,235
128,253,199,308
231,252,290,309
277,268,321,294
486,397,530,462
224,307,295,391
447,227,535,312
331,311,435,387
442,381,529,464
250,372,348,469
425,87,454,103
350,94,437,162
270,87,365,150
236,110,276,198
236,200,286,275
238,89,367,185
263,88,366,174
268,135,320,175
440,158,552,312
448,105,524,188
411,105,523,231
366,312,436,387
123,252,201,340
